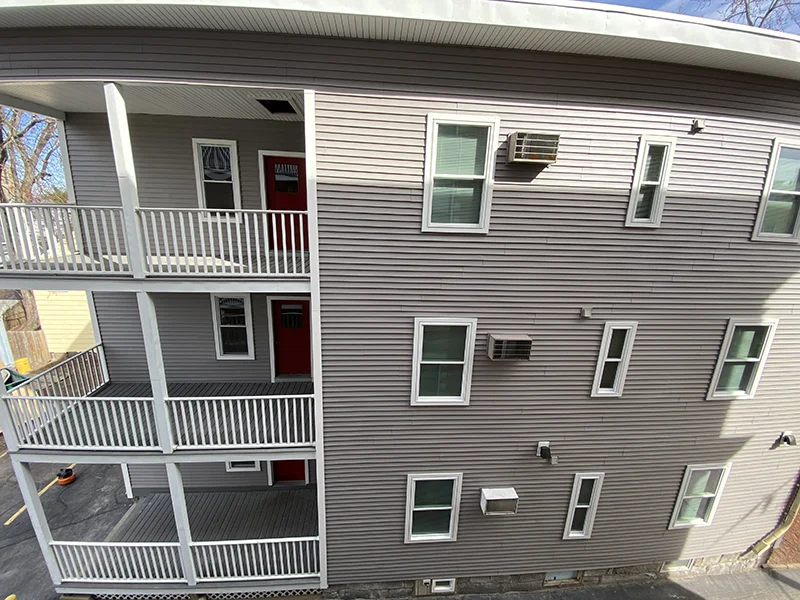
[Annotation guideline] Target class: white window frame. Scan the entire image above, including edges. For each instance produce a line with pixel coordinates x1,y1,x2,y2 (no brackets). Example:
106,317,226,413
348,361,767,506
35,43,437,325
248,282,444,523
625,135,676,228
563,472,604,540
411,318,478,406
225,460,261,473
422,114,499,234
210,293,255,360
404,473,463,543
753,138,800,242
591,321,638,398
669,463,732,529
192,138,242,212
706,318,778,400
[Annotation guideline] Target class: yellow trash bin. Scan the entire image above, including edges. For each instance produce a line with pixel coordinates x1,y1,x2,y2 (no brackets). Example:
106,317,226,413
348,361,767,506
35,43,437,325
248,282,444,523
14,358,30,374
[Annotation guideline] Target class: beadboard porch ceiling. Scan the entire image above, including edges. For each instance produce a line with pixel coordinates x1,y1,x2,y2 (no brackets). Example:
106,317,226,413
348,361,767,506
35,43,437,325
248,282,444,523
0,82,305,121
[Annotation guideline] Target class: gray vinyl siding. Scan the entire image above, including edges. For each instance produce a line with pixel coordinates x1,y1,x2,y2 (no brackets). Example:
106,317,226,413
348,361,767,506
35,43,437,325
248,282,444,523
128,460,317,495
93,292,277,381
3,28,800,585
64,113,304,210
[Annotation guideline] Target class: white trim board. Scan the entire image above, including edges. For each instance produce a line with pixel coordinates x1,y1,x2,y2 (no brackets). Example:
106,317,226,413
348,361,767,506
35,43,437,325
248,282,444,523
258,149,306,211
2,0,800,82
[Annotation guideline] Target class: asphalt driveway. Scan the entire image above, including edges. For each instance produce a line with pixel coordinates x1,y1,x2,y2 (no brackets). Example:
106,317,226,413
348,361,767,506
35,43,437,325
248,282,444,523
0,435,132,600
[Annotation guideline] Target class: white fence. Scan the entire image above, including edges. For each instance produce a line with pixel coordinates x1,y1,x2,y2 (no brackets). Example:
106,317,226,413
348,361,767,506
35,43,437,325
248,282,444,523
137,208,309,276
0,204,128,273
51,541,185,583
167,395,315,449
191,537,320,582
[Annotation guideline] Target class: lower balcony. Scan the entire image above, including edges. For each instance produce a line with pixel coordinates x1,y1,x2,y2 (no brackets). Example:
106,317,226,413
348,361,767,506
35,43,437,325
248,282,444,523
48,474,320,593
1,346,315,453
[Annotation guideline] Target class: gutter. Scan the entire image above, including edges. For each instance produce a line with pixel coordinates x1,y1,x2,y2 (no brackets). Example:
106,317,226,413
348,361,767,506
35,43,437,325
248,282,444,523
744,476,800,559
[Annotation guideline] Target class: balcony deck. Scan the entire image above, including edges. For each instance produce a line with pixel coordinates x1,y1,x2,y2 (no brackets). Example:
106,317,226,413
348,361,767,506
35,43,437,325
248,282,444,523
51,488,320,587
107,488,318,543
2,351,316,453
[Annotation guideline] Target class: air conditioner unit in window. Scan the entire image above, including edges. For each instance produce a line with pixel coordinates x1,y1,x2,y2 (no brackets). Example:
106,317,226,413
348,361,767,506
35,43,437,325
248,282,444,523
480,488,519,515
507,132,559,164
487,333,532,361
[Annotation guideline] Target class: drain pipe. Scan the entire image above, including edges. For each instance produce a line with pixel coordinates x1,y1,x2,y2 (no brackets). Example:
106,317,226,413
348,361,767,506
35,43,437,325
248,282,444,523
744,476,800,559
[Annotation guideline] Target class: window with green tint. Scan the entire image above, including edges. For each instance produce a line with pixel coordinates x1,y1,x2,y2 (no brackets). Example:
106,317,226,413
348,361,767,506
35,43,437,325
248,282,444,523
425,118,494,229
672,466,728,528
712,324,771,395
418,325,469,399
759,145,800,237
407,475,461,541
627,137,675,227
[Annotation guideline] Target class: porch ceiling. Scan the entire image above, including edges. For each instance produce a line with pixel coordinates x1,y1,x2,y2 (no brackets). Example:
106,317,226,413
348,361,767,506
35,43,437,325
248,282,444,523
0,81,304,121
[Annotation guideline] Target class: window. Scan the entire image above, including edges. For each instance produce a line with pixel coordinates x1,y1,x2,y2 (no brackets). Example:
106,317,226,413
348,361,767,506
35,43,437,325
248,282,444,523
405,473,463,543
225,460,261,472
411,318,477,405
707,319,778,400
431,579,456,594
661,559,694,572
422,114,499,233
192,139,241,211
563,473,604,539
211,294,254,360
591,321,637,397
625,136,676,227
669,464,731,529
754,139,800,241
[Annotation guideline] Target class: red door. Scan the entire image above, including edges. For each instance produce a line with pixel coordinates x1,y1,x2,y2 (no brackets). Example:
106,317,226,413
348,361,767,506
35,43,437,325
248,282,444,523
265,156,307,251
273,460,306,484
272,299,311,376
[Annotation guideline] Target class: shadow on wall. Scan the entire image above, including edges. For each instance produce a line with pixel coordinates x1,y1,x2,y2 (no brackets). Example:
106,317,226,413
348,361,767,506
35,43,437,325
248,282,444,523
315,128,800,581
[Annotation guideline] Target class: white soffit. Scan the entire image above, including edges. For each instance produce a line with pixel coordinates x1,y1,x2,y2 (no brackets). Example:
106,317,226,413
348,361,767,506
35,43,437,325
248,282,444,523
0,0,799,81
0,81,305,120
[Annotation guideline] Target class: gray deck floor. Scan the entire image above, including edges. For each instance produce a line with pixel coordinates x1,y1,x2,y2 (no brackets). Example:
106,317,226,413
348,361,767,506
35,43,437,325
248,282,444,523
107,488,318,542
91,380,314,398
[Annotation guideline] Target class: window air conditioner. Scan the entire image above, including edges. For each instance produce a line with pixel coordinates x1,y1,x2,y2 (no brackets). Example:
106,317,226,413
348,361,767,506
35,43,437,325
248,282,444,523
507,132,559,164
487,333,532,361
480,488,519,515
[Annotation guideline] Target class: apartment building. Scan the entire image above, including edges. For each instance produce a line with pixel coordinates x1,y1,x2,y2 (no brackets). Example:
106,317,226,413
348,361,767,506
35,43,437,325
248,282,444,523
0,1,799,598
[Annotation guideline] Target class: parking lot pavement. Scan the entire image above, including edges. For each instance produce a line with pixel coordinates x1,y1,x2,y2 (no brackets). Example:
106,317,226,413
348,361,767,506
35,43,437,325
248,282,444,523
0,435,133,600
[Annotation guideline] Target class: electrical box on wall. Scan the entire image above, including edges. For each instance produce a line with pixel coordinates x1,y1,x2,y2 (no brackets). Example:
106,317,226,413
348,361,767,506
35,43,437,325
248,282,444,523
487,333,532,361
480,487,519,515
506,132,559,164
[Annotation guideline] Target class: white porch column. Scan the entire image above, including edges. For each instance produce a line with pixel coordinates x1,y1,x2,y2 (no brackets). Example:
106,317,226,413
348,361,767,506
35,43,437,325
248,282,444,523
166,462,197,585
103,82,146,278
136,291,174,453
11,460,62,584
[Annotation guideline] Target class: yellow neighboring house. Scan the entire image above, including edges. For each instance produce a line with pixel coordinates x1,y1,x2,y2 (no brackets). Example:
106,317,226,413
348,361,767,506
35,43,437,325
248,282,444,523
31,290,95,355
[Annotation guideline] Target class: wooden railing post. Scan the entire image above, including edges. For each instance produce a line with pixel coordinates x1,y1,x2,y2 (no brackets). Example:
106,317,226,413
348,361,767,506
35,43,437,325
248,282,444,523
166,463,197,585
104,82,146,278
136,292,173,453
11,460,62,584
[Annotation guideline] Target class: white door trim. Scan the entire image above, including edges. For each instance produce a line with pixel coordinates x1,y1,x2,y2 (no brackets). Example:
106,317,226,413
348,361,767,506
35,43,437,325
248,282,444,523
258,150,307,211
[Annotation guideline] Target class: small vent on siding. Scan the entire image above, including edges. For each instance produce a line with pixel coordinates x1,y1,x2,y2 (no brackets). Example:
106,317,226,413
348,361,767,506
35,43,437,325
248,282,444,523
507,132,559,164
488,333,532,361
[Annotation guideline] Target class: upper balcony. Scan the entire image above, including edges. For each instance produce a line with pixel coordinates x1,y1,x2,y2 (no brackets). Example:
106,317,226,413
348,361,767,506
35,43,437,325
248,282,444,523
0,81,311,283
0,204,309,278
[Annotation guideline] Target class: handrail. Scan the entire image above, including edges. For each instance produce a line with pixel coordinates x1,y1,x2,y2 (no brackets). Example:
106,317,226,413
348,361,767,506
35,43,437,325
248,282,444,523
191,536,319,546
3,344,103,395
168,394,315,401
136,207,307,215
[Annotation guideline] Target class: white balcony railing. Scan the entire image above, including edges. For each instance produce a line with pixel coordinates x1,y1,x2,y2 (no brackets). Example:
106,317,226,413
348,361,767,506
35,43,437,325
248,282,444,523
166,395,316,449
136,208,309,277
191,537,320,582
0,204,129,274
51,541,185,583
6,344,107,399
